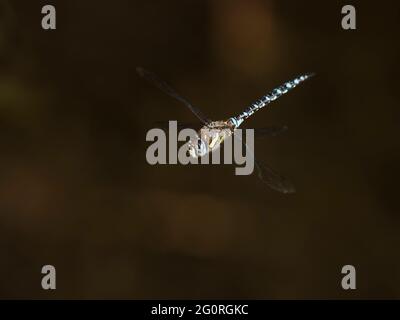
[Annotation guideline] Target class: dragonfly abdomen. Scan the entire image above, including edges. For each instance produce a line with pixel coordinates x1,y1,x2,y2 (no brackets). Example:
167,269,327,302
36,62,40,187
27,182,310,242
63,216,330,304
231,73,314,128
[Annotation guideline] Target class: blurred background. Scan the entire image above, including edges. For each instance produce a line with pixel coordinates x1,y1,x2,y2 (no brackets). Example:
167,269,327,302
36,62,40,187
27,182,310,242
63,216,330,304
0,0,399,298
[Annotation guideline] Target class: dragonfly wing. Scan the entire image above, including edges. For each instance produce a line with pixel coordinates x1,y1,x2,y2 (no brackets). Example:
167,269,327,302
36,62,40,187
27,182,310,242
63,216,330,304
236,134,296,194
153,120,199,131
254,125,288,138
254,161,296,194
137,67,211,125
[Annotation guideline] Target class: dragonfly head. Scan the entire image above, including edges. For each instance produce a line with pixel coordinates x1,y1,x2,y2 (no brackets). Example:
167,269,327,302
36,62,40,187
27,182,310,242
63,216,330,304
188,137,208,158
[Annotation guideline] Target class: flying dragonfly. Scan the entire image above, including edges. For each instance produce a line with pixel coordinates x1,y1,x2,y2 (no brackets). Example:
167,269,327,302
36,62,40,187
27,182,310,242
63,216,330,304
137,67,314,194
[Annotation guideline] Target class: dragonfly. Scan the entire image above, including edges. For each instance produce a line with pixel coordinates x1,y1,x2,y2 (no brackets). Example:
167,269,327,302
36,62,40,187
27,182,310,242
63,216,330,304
137,67,314,194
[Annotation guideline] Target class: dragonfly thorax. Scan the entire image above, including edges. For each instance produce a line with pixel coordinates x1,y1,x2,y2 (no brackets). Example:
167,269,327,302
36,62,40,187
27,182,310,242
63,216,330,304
188,120,234,158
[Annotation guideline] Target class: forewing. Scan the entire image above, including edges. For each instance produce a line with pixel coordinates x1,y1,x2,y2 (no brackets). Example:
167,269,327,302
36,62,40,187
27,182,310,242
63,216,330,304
153,120,199,131
137,67,210,125
254,125,288,138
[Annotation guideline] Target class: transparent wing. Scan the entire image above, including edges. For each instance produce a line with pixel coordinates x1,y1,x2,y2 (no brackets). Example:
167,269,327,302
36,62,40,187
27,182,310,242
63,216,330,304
136,67,210,125
235,134,295,194
153,120,199,131
255,161,296,194
254,125,288,138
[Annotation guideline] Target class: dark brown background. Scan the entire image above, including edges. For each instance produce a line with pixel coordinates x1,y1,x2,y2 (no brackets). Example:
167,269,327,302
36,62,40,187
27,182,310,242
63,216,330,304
0,0,399,298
